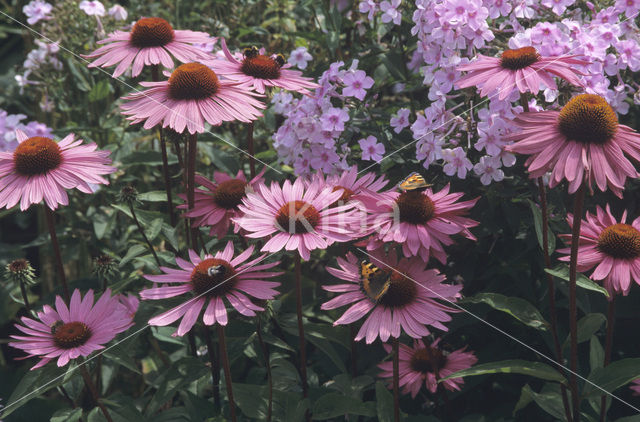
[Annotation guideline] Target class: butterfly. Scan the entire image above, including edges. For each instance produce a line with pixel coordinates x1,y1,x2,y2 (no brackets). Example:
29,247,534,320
398,172,431,192
208,265,226,277
360,260,391,302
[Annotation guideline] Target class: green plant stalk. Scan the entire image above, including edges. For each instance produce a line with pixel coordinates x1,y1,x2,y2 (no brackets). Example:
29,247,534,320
599,298,616,422
256,318,273,421
217,324,237,422
295,254,309,399
127,202,161,267
44,206,70,303
247,122,256,179
80,365,114,422
393,337,400,422
203,325,222,413
19,282,30,313
568,183,586,422
187,133,199,251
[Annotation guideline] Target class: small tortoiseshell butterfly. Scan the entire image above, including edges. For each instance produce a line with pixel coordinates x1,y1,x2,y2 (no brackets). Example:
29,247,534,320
398,172,431,192
360,260,391,302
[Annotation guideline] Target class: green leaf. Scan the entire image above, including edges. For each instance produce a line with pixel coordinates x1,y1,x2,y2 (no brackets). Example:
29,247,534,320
88,79,111,102
2,364,72,418
527,199,556,254
50,408,83,422
514,384,568,421
145,357,210,415
443,359,567,384
306,335,347,373
562,313,606,351
145,218,164,241
583,358,640,397
589,335,604,372
545,265,610,298
119,244,147,267
311,393,375,420
138,191,169,202
120,151,178,167
463,292,549,330
376,381,394,422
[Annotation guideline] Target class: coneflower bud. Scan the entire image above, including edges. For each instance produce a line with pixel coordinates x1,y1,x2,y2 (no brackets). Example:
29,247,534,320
93,254,117,280
118,185,139,204
5,259,37,286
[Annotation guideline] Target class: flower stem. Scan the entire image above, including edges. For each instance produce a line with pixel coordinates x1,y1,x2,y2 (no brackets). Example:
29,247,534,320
257,318,273,422
568,183,586,422
599,298,616,422
19,282,31,313
44,206,70,303
538,178,573,422
128,202,161,267
187,133,199,251
247,122,256,179
350,324,358,377
295,254,309,399
217,324,237,422
150,65,177,227
160,130,177,227
80,365,114,422
202,324,222,413
392,337,400,422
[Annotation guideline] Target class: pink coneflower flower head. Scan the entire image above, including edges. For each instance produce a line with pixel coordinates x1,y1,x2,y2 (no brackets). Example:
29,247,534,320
177,168,265,238
364,184,479,264
558,204,640,297
321,250,462,344
378,338,477,396
83,17,215,78
0,130,115,211
455,46,587,100
116,293,140,319
9,289,135,370
209,39,319,94
505,94,640,197
120,62,265,134
140,242,282,336
234,177,362,260
311,166,388,209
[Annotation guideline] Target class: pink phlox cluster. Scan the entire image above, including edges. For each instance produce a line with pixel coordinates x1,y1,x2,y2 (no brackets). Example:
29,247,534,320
0,109,53,152
272,60,375,176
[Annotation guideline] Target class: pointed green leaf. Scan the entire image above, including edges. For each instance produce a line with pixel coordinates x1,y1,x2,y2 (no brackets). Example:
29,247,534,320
545,265,609,298
583,358,640,397
527,199,555,254
463,292,549,330
442,359,567,384
376,381,394,422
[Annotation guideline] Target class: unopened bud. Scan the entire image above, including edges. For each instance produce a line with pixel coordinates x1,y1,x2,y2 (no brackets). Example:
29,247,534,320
5,259,37,286
118,185,139,204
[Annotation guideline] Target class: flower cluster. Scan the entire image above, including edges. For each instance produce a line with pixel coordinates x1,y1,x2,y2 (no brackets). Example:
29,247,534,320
272,60,375,175
0,109,53,152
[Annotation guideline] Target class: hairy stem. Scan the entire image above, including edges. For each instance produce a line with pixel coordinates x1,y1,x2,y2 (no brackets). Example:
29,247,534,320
568,183,586,422
128,202,161,267
217,325,237,422
599,298,616,422
44,206,70,303
393,337,400,422
203,324,222,413
80,365,114,422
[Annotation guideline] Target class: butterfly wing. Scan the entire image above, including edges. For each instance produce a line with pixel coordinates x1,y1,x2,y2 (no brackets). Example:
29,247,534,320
398,172,431,191
360,260,391,302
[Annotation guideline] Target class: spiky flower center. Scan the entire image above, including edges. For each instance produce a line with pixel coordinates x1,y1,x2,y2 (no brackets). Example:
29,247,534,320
500,46,540,70
410,346,447,374
329,186,355,207
241,55,281,79
396,191,435,225
191,258,237,296
52,321,92,349
213,179,247,209
275,200,320,234
8,258,29,273
558,94,618,145
13,136,62,175
130,17,175,48
168,63,219,100
379,271,418,307
597,223,640,259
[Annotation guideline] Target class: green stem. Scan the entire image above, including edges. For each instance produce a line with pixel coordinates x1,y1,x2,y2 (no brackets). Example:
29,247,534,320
128,202,161,267
599,298,616,422
257,319,273,422
203,325,222,413
80,365,114,422
187,133,198,251
568,183,586,422
217,325,237,422
44,206,70,303
393,337,400,422
247,122,256,179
